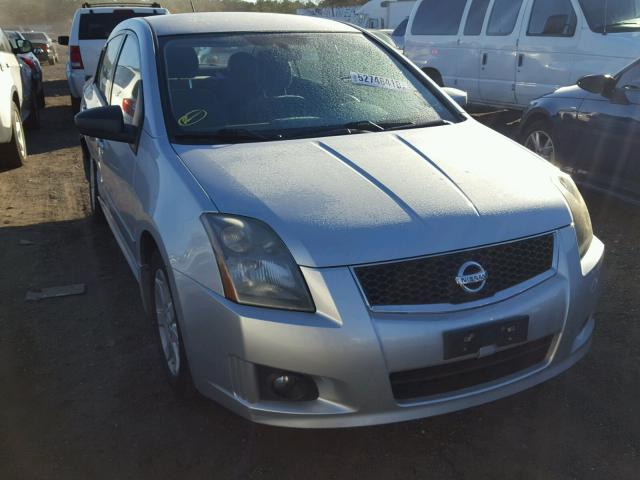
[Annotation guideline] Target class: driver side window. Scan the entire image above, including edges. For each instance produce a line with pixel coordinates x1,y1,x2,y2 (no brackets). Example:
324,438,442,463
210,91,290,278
96,35,124,102
111,34,142,127
618,64,640,89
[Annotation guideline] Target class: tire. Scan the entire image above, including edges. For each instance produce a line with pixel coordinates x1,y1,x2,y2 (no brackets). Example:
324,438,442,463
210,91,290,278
521,119,560,166
423,68,444,87
38,89,46,109
88,159,104,222
48,55,55,65
0,103,27,168
149,252,195,397
71,96,81,114
24,91,41,130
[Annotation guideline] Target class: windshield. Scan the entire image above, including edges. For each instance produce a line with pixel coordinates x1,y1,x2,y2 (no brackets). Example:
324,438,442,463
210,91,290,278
23,32,48,42
579,0,640,32
160,32,458,144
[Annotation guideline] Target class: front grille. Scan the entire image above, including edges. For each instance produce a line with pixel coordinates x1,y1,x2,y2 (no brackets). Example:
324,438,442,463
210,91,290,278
390,336,553,400
354,233,554,307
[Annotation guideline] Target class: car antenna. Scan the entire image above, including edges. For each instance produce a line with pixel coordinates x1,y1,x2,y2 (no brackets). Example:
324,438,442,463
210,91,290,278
189,0,196,12
603,0,608,35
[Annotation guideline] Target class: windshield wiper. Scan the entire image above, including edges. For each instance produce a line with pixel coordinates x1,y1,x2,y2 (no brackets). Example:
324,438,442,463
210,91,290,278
382,119,453,131
174,128,270,144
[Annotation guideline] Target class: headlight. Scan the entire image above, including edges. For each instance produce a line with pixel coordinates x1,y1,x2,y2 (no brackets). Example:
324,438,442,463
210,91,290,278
201,214,315,312
554,173,593,258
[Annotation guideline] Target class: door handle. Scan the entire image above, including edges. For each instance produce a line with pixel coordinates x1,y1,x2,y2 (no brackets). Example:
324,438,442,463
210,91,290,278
518,54,524,67
482,53,488,66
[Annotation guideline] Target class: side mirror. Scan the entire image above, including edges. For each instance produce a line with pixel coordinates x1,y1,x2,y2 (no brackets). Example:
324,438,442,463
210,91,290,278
442,87,468,108
13,39,33,55
75,106,137,144
577,74,616,97
58,35,69,46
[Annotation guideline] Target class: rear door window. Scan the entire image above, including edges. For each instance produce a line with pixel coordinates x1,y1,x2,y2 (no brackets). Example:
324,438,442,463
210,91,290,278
487,0,524,35
464,0,491,35
527,0,577,36
96,35,124,102
411,0,468,35
79,11,159,40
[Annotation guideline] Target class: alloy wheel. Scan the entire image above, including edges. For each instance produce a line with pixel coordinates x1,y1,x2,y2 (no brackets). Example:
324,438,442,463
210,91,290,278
524,130,555,163
14,112,26,159
154,269,181,377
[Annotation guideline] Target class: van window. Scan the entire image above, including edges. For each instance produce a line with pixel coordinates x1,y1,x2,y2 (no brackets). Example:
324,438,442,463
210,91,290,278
487,0,524,36
464,0,491,35
528,0,577,36
411,0,467,35
578,0,640,33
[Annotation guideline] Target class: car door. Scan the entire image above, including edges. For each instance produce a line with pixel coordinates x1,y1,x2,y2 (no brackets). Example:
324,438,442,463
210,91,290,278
85,34,125,212
577,62,640,195
104,32,144,251
478,0,525,106
516,0,581,106
457,0,491,101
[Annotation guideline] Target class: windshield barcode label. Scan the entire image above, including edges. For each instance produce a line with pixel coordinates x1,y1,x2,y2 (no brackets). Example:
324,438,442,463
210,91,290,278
350,72,406,91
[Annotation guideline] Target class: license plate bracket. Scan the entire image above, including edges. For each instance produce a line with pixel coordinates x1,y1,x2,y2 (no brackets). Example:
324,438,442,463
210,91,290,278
443,316,529,360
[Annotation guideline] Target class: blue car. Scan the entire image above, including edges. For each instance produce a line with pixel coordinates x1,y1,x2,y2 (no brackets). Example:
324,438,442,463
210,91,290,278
520,59,640,202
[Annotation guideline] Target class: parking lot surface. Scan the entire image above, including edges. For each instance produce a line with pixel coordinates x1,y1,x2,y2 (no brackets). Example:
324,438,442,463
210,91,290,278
0,58,638,480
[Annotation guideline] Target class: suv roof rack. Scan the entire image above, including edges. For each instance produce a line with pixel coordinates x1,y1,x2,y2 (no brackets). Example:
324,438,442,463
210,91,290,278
81,2,161,8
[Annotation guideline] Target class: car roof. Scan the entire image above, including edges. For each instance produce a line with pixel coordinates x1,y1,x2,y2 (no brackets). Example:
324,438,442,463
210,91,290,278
144,12,359,37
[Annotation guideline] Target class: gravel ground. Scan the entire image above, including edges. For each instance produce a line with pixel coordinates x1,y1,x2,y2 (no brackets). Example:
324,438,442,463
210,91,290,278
0,58,638,480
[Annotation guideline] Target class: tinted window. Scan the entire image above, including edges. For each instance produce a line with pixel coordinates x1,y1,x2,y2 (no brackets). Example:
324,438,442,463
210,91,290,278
111,35,142,126
392,18,409,36
161,33,458,144
528,0,577,36
411,0,468,35
578,0,640,33
487,0,524,35
97,35,124,101
79,11,159,40
464,0,491,35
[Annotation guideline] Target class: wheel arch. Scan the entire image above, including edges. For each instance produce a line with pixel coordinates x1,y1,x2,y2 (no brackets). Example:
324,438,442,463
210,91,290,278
519,108,552,142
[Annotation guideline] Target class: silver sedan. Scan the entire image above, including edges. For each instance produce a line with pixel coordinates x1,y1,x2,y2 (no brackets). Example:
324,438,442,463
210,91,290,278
75,12,604,428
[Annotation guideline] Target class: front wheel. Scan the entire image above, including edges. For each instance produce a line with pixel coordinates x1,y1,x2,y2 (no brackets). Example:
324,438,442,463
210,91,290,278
0,103,27,168
150,252,195,397
48,56,55,65
24,91,41,129
521,119,559,165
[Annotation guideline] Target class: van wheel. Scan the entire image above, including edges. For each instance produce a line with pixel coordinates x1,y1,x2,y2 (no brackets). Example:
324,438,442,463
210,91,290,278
25,91,41,130
423,68,443,87
48,56,55,65
149,252,195,397
521,119,559,165
0,103,27,168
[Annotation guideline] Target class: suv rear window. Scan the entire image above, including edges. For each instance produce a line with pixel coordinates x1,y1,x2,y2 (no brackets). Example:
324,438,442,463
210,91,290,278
79,11,159,40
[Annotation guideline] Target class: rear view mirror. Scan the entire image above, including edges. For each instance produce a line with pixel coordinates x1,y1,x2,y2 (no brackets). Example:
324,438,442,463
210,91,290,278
13,39,33,55
442,87,468,108
58,35,69,46
578,74,616,97
75,106,137,144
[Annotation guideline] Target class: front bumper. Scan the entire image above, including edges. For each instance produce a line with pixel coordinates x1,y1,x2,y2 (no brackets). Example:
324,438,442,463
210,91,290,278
172,226,604,428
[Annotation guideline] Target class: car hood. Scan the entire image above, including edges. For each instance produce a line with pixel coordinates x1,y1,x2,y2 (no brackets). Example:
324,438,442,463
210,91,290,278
173,120,571,268
546,84,590,100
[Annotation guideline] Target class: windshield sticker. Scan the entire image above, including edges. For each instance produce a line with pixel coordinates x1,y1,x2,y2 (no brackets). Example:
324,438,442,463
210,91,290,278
178,109,208,127
350,72,407,91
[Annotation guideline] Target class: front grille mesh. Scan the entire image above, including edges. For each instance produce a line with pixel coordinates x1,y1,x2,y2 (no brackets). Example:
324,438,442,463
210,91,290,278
354,233,554,307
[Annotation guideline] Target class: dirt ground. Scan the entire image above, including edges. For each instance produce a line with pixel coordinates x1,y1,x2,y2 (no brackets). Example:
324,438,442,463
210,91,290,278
0,58,639,480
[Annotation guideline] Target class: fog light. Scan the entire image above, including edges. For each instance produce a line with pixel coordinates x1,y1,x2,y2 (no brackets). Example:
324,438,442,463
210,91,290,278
258,366,319,401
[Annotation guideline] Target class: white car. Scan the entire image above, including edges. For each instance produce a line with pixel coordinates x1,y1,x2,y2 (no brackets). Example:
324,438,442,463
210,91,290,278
58,1,168,112
0,27,27,167
404,0,640,109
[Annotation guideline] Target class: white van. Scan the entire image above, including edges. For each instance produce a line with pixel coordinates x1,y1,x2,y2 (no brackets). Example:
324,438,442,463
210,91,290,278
404,0,640,109
58,2,169,112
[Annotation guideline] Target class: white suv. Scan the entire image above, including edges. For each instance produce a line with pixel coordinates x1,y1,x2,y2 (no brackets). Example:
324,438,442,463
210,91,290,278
58,2,168,112
404,0,640,109
0,28,26,167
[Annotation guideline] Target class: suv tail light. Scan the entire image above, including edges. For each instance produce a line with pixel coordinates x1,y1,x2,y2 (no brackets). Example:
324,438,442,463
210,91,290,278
70,46,84,69
122,98,136,117
21,56,37,73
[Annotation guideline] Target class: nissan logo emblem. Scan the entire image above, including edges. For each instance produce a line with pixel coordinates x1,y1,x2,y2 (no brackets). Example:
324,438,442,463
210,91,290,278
455,261,488,293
